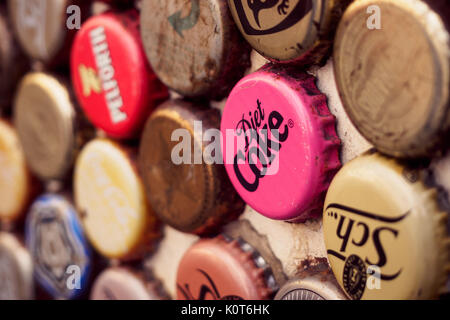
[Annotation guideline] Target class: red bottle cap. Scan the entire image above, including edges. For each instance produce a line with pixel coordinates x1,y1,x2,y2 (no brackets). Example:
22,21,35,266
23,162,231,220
176,235,278,300
71,10,168,139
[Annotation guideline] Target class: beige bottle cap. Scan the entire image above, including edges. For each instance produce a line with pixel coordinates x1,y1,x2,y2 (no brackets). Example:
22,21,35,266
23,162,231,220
228,0,352,64
14,72,81,181
334,0,450,158
0,120,33,224
74,138,160,261
0,232,34,300
7,0,81,64
90,267,162,300
323,151,449,299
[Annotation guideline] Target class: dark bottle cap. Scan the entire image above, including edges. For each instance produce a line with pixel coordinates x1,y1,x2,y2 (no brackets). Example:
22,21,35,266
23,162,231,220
138,99,245,235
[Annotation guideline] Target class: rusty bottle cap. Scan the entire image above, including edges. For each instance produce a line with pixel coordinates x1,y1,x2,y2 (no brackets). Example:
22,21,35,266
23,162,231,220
138,100,245,235
140,0,251,99
8,0,91,66
13,72,94,182
334,0,450,158
176,234,279,300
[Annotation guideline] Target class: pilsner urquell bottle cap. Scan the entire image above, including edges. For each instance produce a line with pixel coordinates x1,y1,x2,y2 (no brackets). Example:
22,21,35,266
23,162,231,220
91,267,165,300
323,151,450,299
7,0,90,66
334,0,450,158
25,194,92,300
0,120,34,225
138,100,245,235
71,9,168,139
274,259,347,300
140,0,251,99
176,234,279,300
74,138,160,261
0,6,29,113
227,0,352,65
0,232,34,300
221,65,341,221
14,72,92,182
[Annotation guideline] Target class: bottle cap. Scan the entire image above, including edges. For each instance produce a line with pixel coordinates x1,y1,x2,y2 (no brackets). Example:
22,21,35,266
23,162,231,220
274,259,347,300
140,0,251,99
0,6,29,112
74,138,160,260
176,235,279,300
0,120,34,224
90,267,164,300
138,99,245,235
227,0,352,65
221,65,341,221
25,194,92,300
14,72,91,181
7,0,89,66
334,0,450,158
0,232,34,300
323,151,450,299
71,10,168,139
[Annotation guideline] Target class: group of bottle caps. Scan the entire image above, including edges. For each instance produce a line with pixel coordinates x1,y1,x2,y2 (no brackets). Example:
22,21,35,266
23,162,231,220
0,0,449,300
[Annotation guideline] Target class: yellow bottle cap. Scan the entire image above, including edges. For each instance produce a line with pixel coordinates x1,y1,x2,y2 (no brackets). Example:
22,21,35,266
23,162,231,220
0,232,34,300
14,72,81,181
74,139,159,260
334,0,450,158
323,151,449,299
0,120,33,223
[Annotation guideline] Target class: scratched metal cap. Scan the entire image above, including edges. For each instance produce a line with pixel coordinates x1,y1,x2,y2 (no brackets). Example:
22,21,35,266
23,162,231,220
140,0,251,99
228,0,352,65
323,150,450,299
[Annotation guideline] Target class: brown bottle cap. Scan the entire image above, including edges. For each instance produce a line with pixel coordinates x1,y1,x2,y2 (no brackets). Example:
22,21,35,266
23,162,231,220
13,72,93,181
0,6,29,113
7,0,90,66
0,120,34,225
140,0,251,99
90,267,166,300
74,138,160,261
275,259,347,300
334,0,450,158
138,100,245,235
228,0,352,65
176,235,279,300
0,232,34,300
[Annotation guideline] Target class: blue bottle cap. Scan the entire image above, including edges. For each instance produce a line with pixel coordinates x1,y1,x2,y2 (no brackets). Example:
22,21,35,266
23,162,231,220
26,194,92,299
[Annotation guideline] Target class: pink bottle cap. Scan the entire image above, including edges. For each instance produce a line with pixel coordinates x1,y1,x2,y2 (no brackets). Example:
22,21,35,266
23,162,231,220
221,65,341,221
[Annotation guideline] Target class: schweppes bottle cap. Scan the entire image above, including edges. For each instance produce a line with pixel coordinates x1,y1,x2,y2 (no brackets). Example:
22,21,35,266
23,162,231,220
14,72,91,182
8,0,90,66
323,151,450,299
71,9,169,139
0,120,34,224
25,194,92,300
0,232,34,300
140,0,251,99
334,0,450,158
227,0,352,65
74,138,160,260
221,65,341,221
138,100,245,235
